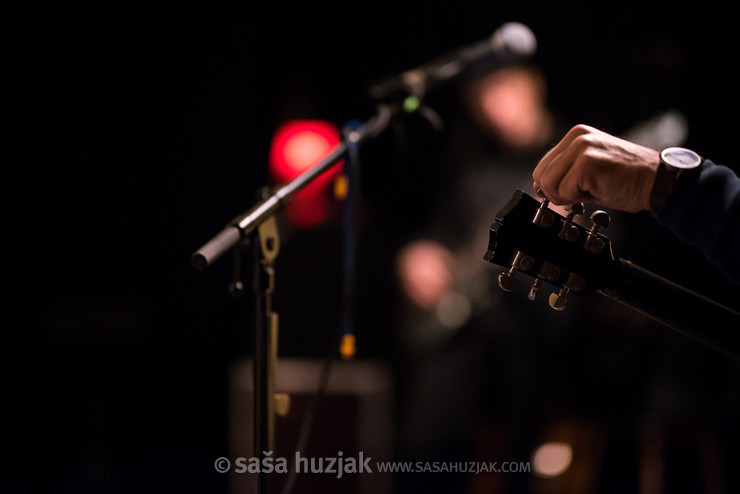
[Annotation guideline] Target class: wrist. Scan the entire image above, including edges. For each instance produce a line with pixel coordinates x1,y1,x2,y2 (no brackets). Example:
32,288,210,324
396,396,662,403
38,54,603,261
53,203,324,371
649,147,703,216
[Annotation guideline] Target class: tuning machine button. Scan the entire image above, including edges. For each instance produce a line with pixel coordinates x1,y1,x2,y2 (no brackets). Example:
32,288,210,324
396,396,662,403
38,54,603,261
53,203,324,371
559,202,585,241
498,250,535,292
533,188,555,228
548,272,586,311
528,261,561,301
584,210,610,253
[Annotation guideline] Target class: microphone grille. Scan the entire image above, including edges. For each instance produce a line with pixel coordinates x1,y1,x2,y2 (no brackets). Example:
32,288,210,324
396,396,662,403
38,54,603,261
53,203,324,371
491,22,537,58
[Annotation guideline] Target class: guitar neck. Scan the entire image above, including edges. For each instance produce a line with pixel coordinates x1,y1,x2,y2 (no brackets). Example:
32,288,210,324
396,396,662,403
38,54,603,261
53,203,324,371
598,259,740,361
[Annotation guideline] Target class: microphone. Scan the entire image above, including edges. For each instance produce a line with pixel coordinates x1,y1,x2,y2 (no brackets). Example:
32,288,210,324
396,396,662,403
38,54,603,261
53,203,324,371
368,22,537,101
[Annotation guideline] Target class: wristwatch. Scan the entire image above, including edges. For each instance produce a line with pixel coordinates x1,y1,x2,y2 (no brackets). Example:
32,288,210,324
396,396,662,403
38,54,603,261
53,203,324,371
650,146,703,215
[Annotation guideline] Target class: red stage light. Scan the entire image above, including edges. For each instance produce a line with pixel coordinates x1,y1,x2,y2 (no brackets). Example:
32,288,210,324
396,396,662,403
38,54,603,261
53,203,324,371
268,120,343,227
269,120,342,194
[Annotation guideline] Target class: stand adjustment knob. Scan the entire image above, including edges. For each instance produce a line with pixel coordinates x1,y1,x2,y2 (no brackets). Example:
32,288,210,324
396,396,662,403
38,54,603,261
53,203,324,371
274,393,291,417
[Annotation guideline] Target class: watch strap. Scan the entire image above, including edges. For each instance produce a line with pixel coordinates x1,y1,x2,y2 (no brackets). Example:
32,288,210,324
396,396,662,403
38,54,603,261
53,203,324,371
650,158,704,216
650,163,677,216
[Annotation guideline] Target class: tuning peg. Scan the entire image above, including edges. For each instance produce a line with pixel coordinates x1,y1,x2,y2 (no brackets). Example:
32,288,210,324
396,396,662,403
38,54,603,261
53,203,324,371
548,272,586,311
498,250,534,292
498,272,519,292
559,202,585,241
548,291,568,311
533,188,555,228
584,210,610,253
528,261,561,301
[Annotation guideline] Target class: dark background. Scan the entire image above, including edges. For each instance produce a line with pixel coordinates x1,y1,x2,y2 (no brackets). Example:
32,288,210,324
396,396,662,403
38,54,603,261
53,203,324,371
8,1,740,493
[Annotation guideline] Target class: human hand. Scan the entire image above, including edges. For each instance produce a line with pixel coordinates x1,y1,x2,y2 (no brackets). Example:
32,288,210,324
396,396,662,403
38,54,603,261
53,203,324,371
532,124,660,212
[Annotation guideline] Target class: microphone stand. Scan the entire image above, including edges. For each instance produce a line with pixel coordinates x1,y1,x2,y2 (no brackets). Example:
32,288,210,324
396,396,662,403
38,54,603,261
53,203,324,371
192,102,397,494
189,26,536,492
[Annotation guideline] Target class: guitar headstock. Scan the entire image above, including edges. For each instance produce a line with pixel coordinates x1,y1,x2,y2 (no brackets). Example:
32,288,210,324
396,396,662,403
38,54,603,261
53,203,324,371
483,189,620,310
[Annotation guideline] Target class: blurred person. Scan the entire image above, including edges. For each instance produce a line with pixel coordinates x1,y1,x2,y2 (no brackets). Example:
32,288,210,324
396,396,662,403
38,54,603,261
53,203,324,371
394,64,587,493
396,64,559,348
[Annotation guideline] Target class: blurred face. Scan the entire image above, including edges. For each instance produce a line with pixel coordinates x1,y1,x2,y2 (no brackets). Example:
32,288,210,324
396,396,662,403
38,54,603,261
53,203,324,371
468,66,547,148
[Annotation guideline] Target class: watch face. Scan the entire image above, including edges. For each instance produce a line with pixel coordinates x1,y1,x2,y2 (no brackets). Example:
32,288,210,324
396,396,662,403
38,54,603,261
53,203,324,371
661,147,702,169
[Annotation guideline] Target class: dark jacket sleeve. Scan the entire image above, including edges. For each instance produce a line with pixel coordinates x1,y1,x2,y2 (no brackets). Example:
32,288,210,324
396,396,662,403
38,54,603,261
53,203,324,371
657,159,740,284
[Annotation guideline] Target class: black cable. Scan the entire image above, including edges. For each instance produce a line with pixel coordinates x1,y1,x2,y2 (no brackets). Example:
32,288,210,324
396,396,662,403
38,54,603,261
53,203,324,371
280,123,363,494
279,322,344,494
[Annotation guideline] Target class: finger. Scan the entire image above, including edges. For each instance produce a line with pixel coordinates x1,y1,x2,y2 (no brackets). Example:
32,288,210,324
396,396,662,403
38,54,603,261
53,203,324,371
532,124,593,189
532,138,564,183
557,161,595,205
536,134,592,205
